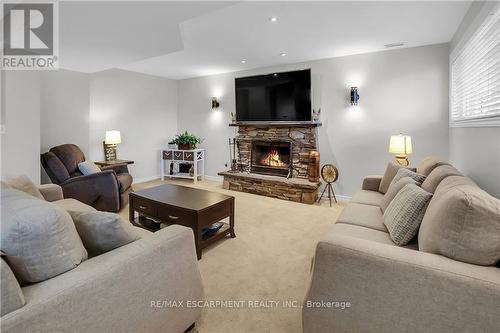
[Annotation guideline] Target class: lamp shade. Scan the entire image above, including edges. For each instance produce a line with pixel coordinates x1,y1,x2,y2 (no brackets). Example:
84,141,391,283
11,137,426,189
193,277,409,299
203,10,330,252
105,130,121,144
389,134,412,155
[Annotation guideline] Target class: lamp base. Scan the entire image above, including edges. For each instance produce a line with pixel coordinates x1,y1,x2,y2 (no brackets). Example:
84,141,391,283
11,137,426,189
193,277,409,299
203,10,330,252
103,142,118,161
394,155,409,166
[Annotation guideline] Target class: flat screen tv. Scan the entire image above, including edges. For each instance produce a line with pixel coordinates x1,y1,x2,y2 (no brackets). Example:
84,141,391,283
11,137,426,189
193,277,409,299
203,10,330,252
235,69,311,122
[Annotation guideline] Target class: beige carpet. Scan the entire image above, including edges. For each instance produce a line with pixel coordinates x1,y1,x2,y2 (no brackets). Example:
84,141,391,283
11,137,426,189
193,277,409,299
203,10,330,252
120,179,346,333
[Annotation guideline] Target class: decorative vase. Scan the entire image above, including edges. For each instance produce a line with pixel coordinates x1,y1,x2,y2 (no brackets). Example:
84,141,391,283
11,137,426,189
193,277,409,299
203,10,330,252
178,143,193,150
308,151,320,182
189,165,194,177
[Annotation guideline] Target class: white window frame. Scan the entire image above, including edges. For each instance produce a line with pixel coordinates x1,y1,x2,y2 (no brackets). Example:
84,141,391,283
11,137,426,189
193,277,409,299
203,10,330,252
450,5,500,127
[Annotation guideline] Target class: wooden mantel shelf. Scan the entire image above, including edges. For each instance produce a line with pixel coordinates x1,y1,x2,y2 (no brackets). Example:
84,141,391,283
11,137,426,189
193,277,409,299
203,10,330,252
229,121,322,128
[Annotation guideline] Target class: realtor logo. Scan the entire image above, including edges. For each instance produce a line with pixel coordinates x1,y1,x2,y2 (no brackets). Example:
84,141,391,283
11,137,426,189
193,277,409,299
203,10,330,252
1,1,59,70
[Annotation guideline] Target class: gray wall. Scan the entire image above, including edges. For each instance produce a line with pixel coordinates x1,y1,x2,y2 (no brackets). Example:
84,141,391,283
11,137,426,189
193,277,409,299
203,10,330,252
178,44,450,197
449,1,500,197
1,71,41,184
89,69,178,182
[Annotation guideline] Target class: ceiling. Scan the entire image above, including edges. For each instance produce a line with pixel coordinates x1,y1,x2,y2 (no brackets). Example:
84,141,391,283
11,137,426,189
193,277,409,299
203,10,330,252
57,1,471,79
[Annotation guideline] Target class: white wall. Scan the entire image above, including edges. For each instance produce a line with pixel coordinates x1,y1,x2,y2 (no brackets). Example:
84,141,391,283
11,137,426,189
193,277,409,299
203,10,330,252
178,44,450,196
1,71,41,184
449,1,500,198
89,69,178,182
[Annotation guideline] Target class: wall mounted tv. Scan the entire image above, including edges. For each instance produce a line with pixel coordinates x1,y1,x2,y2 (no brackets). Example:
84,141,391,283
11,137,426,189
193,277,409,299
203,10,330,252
235,69,311,122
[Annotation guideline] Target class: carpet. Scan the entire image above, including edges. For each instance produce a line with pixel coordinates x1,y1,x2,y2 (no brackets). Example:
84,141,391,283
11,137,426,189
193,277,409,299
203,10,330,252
120,179,345,333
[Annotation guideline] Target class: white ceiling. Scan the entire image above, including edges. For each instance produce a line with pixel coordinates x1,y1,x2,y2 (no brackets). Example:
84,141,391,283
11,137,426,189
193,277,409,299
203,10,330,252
58,1,471,79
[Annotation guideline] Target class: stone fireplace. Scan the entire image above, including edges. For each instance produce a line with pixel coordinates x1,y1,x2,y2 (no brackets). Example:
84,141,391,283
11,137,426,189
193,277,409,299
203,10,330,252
219,123,321,204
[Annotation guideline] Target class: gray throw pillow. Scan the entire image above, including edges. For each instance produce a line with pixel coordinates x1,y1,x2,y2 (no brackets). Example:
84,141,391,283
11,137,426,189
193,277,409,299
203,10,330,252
1,188,88,284
68,211,139,257
380,177,418,213
78,161,101,176
390,167,426,186
383,183,433,246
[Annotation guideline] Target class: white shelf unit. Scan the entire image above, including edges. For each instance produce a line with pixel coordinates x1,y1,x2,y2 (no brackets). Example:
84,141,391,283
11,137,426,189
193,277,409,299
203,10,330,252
160,149,205,183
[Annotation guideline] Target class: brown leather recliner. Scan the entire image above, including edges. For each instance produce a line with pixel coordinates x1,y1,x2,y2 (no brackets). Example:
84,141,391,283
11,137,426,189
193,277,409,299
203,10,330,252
41,144,133,212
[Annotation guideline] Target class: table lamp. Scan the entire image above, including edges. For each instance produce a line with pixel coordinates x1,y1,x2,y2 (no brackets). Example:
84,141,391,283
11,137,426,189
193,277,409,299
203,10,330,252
389,134,412,166
104,130,121,161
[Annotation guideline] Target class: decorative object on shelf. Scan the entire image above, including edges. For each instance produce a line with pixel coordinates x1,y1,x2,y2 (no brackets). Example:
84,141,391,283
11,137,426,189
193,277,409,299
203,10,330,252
211,97,220,110
167,141,177,149
318,164,339,207
172,131,202,150
312,108,321,122
228,138,238,172
103,130,121,161
229,111,236,123
389,134,412,166
160,148,205,183
308,151,320,182
350,87,360,105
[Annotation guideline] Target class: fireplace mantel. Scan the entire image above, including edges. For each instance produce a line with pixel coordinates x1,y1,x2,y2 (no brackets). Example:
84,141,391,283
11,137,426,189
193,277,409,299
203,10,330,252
229,121,321,128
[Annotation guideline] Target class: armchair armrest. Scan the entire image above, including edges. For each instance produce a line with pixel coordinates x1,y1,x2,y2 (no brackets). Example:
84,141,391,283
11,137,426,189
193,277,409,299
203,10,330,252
303,233,500,333
361,175,382,192
100,163,129,175
60,170,120,212
37,184,63,202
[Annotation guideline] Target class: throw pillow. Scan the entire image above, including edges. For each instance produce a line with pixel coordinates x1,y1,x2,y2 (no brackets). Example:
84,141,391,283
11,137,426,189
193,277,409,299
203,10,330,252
2,175,44,200
383,183,433,246
68,211,139,257
378,162,417,194
380,177,418,213
390,167,426,186
419,184,500,266
1,188,88,284
78,161,101,176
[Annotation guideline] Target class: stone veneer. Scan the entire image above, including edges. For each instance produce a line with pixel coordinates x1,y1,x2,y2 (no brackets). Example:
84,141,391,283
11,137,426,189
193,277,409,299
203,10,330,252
236,126,318,178
218,125,320,204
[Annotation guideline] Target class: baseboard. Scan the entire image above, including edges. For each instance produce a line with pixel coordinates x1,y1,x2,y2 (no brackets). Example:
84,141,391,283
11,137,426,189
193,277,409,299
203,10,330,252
205,175,223,182
318,194,351,202
133,175,160,184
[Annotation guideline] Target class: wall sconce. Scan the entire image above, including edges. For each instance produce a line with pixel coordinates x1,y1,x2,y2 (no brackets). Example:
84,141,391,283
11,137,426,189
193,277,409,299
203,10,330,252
350,87,360,105
211,97,220,110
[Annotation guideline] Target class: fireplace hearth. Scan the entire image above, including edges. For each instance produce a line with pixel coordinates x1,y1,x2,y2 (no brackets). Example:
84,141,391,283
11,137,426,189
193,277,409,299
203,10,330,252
251,141,291,177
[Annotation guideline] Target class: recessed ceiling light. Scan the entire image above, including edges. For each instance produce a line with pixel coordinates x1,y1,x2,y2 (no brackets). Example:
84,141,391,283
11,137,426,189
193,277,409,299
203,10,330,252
270,17,278,22
240,60,246,64
384,42,405,48
280,53,287,57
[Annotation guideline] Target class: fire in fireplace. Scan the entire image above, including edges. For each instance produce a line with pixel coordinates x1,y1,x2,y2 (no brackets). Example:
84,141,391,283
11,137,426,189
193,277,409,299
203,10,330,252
251,141,292,177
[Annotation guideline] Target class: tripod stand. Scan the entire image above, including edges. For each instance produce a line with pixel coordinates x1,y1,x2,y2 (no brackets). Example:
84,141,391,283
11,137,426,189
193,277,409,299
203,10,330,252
318,182,337,207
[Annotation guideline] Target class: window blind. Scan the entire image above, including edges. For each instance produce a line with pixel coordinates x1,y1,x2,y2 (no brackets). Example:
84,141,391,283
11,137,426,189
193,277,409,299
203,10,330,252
451,7,500,126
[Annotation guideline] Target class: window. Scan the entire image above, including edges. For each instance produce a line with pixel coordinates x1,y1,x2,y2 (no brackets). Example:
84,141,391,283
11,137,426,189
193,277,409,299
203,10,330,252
451,7,500,127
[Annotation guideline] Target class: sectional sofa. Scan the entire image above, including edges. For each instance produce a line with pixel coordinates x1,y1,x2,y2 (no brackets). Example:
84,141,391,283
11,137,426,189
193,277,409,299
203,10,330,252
303,156,500,333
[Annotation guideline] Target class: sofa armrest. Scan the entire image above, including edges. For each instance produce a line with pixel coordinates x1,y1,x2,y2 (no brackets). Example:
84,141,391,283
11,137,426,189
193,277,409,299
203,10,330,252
37,184,63,202
60,170,120,212
1,225,204,333
361,175,382,192
303,233,500,333
100,163,129,175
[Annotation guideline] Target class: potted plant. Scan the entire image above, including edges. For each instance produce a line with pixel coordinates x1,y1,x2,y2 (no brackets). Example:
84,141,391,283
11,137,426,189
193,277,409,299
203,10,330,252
173,131,202,150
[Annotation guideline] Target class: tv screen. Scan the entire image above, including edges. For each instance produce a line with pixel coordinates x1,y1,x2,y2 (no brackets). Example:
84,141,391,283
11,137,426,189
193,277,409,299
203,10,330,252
235,69,311,122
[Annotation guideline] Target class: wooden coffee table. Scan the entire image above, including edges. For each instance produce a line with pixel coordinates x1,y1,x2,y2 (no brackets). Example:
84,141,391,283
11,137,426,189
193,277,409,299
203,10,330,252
129,184,235,259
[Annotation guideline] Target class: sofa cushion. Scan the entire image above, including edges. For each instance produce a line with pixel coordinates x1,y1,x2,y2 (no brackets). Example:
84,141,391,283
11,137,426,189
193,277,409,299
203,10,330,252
419,184,500,266
383,184,433,246
332,223,394,246
421,165,462,194
351,190,384,206
78,161,101,176
49,144,86,175
337,203,386,232
132,226,153,239
380,177,419,213
68,211,139,257
416,155,449,176
434,175,478,196
40,151,71,184
3,175,44,200
0,257,25,316
378,162,416,194
0,188,88,284
390,167,426,185
117,173,133,192
53,198,97,213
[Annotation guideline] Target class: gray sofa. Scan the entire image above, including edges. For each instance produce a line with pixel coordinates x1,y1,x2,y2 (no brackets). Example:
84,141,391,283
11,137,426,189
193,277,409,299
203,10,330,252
303,157,500,333
1,184,204,333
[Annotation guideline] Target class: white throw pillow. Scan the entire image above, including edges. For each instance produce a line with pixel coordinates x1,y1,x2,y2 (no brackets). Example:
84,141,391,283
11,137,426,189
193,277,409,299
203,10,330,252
1,188,88,284
78,161,101,175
